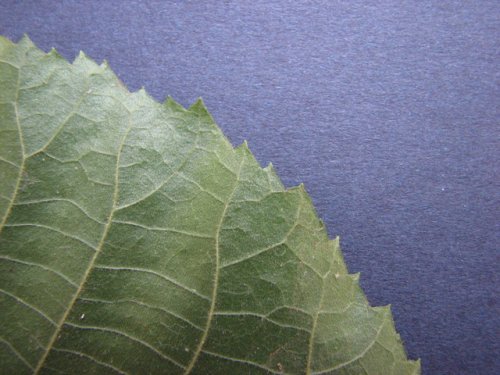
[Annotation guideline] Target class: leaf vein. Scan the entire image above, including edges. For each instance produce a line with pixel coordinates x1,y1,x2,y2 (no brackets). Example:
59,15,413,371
0,255,78,288
201,350,282,374
214,311,312,333
63,322,185,370
27,81,89,158
0,288,56,325
33,103,134,373
4,223,96,251
112,219,214,239
0,58,19,68
15,198,104,224
116,146,199,210
0,335,34,370
51,348,128,375
312,310,388,374
221,194,302,269
78,297,204,331
184,156,244,374
0,65,24,236
0,155,20,168
306,234,335,375
93,265,210,301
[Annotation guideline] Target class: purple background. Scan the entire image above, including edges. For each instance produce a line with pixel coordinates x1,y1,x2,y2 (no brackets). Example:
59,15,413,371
1,1,499,374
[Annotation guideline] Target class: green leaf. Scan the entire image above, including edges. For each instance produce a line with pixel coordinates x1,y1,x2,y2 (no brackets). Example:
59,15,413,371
0,35,420,375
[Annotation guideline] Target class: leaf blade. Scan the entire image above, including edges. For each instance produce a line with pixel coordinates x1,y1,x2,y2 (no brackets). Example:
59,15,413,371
0,36,420,375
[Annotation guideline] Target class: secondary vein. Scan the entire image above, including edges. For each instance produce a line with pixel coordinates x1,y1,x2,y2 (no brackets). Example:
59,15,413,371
33,110,134,374
184,154,244,374
0,68,25,235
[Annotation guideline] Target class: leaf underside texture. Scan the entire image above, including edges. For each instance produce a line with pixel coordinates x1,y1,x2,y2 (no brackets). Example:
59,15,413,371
0,36,420,375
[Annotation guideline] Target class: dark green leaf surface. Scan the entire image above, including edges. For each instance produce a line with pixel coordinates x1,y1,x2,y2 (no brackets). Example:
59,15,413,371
0,36,420,375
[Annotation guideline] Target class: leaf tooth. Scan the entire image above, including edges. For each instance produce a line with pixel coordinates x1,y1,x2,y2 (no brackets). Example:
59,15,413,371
286,184,303,196
164,96,186,113
19,33,34,48
73,50,102,75
76,50,87,61
264,161,274,170
292,182,310,201
100,59,109,69
412,359,422,374
317,217,327,231
98,60,125,88
332,234,340,246
189,97,219,127
188,97,207,113
0,35,420,374
235,139,250,153
347,268,361,283
134,86,155,103
48,47,62,59
263,162,285,191
327,235,348,276
0,34,13,47
237,140,266,170
73,50,90,66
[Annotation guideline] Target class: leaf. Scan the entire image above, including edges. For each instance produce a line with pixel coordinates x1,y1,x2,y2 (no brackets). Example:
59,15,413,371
0,35,420,375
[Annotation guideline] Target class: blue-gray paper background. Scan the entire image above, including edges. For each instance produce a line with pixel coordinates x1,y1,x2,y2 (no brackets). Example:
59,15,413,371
1,1,499,374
